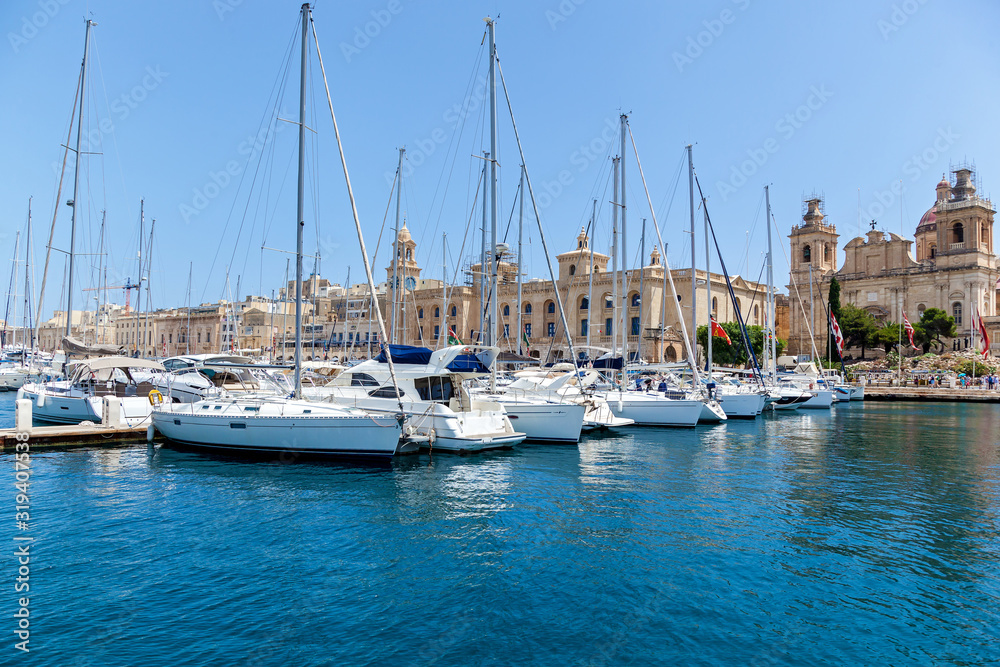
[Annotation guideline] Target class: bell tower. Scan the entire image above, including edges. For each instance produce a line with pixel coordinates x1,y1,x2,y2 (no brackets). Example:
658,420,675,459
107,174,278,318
787,197,839,355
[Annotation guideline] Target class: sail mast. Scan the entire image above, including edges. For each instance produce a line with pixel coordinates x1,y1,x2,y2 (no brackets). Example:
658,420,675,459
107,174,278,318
688,144,696,353
704,200,713,383
390,147,404,345
293,2,308,398
66,18,94,339
765,185,775,383
516,167,525,355
619,113,627,365
611,156,619,357
487,17,499,349
587,198,595,351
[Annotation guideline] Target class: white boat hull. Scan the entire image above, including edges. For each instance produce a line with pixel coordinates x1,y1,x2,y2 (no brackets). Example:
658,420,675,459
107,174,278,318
605,392,706,427
152,399,403,458
799,390,834,409
718,392,767,418
497,401,585,443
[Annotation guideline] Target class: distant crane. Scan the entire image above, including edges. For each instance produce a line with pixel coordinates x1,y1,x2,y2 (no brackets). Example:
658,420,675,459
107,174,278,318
83,277,142,313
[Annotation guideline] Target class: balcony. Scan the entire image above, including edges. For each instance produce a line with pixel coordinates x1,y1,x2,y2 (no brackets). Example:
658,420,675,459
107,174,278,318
950,242,966,250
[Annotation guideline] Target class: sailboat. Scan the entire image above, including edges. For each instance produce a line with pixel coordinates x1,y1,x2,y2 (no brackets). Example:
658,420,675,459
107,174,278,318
152,4,403,458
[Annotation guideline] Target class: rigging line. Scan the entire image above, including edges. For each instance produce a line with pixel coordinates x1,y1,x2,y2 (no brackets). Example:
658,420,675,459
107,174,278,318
200,15,301,302
740,191,765,276
443,167,485,344
499,178,521,245
370,172,398,269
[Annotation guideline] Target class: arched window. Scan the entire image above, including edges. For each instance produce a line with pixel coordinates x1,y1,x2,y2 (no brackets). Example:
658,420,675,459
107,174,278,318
824,244,830,262
930,245,937,259
735,297,742,315
953,223,964,244
450,305,457,317
502,304,510,317
418,308,424,319
917,304,926,317
630,293,640,307
953,302,963,326
434,306,440,318
803,244,811,262
604,294,613,309
569,265,576,276
524,303,532,315
665,346,677,362
754,304,759,323
547,301,556,314
711,296,718,313
580,296,589,311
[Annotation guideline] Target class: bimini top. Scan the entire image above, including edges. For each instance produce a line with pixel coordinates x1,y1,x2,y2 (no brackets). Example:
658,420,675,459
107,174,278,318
80,356,166,372
358,344,497,377
376,345,433,366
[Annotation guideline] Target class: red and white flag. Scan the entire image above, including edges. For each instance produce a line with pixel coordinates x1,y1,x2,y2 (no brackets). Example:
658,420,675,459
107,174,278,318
829,311,844,358
977,309,990,359
902,311,916,348
710,317,732,345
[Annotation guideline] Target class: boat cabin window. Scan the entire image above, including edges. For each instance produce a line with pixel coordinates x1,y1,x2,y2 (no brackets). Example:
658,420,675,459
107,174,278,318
369,386,405,398
350,373,379,387
413,376,455,403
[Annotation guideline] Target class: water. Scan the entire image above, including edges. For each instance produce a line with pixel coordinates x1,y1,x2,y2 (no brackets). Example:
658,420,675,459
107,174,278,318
1,393,998,665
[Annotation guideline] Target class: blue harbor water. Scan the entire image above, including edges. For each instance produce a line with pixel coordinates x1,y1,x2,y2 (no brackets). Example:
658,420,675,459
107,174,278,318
0,391,998,665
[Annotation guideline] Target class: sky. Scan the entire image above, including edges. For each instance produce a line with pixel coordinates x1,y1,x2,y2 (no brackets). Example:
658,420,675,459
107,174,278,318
2,0,998,322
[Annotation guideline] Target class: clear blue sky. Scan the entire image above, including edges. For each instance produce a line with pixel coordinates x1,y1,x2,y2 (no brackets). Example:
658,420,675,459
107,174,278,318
2,0,998,321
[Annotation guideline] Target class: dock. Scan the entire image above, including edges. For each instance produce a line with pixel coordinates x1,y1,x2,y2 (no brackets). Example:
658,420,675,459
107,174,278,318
862,387,1000,403
0,397,154,452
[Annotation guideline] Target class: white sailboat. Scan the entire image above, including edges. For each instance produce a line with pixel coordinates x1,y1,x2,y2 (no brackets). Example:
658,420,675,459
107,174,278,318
152,4,403,458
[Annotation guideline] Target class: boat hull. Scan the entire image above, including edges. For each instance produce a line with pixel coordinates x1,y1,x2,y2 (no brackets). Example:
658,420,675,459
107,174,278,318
489,401,585,443
718,392,767,418
605,392,705,427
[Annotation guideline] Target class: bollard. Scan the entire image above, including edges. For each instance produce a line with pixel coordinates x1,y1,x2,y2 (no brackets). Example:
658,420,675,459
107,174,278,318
102,396,121,429
15,399,32,434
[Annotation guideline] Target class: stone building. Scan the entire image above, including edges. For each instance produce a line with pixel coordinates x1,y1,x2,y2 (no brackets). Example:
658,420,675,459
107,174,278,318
385,226,775,364
786,167,999,357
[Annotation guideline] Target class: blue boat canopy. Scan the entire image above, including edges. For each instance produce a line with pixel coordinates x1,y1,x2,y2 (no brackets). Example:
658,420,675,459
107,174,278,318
446,353,490,374
592,356,624,370
376,344,433,365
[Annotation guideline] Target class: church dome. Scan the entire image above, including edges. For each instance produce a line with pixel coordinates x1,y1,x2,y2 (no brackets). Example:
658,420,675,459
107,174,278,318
916,205,936,233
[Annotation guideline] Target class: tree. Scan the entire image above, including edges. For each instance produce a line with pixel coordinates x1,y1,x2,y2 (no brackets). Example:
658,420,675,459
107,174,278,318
873,322,901,353
918,307,957,353
828,277,842,321
696,322,785,368
837,304,878,359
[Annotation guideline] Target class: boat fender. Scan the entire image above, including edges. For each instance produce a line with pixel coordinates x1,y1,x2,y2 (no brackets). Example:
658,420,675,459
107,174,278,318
148,389,164,406
428,428,437,446
36,392,45,408
146,424,155,443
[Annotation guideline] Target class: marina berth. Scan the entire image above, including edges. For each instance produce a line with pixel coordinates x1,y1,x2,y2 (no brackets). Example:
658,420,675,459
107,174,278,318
303,344,526,453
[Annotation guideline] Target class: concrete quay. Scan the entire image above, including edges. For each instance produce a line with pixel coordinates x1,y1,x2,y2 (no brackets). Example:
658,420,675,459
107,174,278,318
862,387,1000,403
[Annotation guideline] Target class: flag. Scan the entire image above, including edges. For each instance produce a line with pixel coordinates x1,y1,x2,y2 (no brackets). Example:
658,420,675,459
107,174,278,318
521,327,530,351
829,311,844,358
710,317,732,345
447,327,462,346
902,311,915,348
977,309,990,359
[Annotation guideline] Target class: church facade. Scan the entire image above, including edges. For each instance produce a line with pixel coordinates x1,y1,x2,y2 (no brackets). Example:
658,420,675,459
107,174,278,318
786,167,999,357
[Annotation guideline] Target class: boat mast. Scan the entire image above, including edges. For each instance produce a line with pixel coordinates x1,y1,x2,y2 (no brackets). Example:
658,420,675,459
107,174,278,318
24,201,33,349
293,2,308,398
688,144,696,353
145,218,155,356
516,166,525,355
480,152,488,343
611,156,619,358
639,218,645,362
65,18,94,339
487,17,499,349
186,262,193,355
135,199,143,355
704,200,713,384
442,233,448,350
765,185,775,383
619,113,627,365
281,258,289,359
587,198,596,352
390,147,404,345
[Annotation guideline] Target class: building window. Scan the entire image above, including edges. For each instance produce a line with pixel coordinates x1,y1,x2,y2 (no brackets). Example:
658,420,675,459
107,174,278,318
434,325,439,340
631,317,640,336
502,304,510,317
524,323,532,337
580,296,589,311
803,245,811,263
524,303,532,314
604,295,613,309
605,318,612,336
569,265,576,276
754,304,759,324
434,306,440,318
450,305,457,317
580,319,588,336
207,331,211,343
712,296,718,313
917,304,926,317
503,324,510,338
418,308,424,319
197,332,202,343
824,244,830,262
952,223,964,244
630,293,640,308
547,301,555,314
953,302,963,326
930,245,936,259
547,322,555,337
